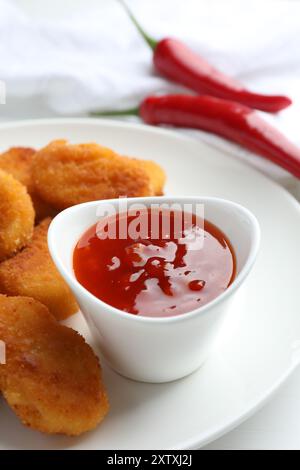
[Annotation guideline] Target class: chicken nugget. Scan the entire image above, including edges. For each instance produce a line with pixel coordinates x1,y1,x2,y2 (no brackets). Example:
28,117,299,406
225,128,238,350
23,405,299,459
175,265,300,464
0,218,78,320
0,169,35,262
0,147,57,221
32,140,156,210
0,295,109,435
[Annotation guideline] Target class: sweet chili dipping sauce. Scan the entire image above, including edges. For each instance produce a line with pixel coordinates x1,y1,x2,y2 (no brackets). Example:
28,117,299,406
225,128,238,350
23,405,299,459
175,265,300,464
73,208,236,318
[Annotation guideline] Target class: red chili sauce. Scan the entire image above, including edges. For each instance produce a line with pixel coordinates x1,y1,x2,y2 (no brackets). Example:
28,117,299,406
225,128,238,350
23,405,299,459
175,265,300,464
73,209,236,318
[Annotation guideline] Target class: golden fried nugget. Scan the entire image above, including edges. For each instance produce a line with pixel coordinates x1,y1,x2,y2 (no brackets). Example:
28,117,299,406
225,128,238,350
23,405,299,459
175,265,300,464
0,218,78,320
32,140,156,210
0,169,35,262
0,295,109,435
0,147,57,221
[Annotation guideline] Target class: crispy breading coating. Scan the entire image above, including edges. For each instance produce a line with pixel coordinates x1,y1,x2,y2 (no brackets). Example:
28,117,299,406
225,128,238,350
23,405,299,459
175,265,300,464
0,147,56,221
0,218,78,320
0,169,35,262
0,147,35,188
0,295,109,436
31,140,157,210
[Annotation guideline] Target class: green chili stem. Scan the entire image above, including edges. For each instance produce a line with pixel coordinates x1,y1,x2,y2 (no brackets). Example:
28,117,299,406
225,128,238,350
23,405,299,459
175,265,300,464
90,108,140,117
117,0,158,50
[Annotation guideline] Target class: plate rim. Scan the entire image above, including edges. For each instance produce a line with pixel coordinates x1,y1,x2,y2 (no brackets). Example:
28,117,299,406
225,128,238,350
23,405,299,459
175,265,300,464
0,117,300,450
1,116,299,210
178,362,299,449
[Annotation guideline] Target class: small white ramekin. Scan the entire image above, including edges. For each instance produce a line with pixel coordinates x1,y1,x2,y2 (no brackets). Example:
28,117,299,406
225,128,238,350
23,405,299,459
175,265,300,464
48,197,260,383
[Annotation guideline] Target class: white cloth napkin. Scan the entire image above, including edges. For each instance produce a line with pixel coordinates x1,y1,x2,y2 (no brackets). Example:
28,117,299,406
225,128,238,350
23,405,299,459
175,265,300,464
1,0,300,194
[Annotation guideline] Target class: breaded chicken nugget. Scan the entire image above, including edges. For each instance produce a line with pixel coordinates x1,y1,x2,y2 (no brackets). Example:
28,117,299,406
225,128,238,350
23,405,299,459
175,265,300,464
0,218,78,320
0,147,57,221
0,295,109,435
32,140,156,210
0,169,34,262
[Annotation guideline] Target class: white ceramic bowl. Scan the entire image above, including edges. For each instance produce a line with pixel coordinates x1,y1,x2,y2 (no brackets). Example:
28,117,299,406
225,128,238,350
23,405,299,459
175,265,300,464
48,197,260,383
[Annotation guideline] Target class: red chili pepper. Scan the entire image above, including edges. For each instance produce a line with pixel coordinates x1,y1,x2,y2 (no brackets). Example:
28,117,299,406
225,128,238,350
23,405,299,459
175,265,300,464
118,0,292,113
91,95,300,178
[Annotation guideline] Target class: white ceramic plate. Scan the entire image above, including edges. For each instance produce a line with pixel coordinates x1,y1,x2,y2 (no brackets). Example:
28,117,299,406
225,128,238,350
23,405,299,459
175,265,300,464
0,118,299,450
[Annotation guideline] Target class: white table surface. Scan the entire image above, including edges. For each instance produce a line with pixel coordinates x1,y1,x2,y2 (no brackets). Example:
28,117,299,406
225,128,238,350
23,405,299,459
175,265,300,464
2,0,300,451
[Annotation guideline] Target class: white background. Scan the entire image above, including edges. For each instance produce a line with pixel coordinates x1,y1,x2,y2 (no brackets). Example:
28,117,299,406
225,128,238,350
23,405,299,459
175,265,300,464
1,0,300,450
